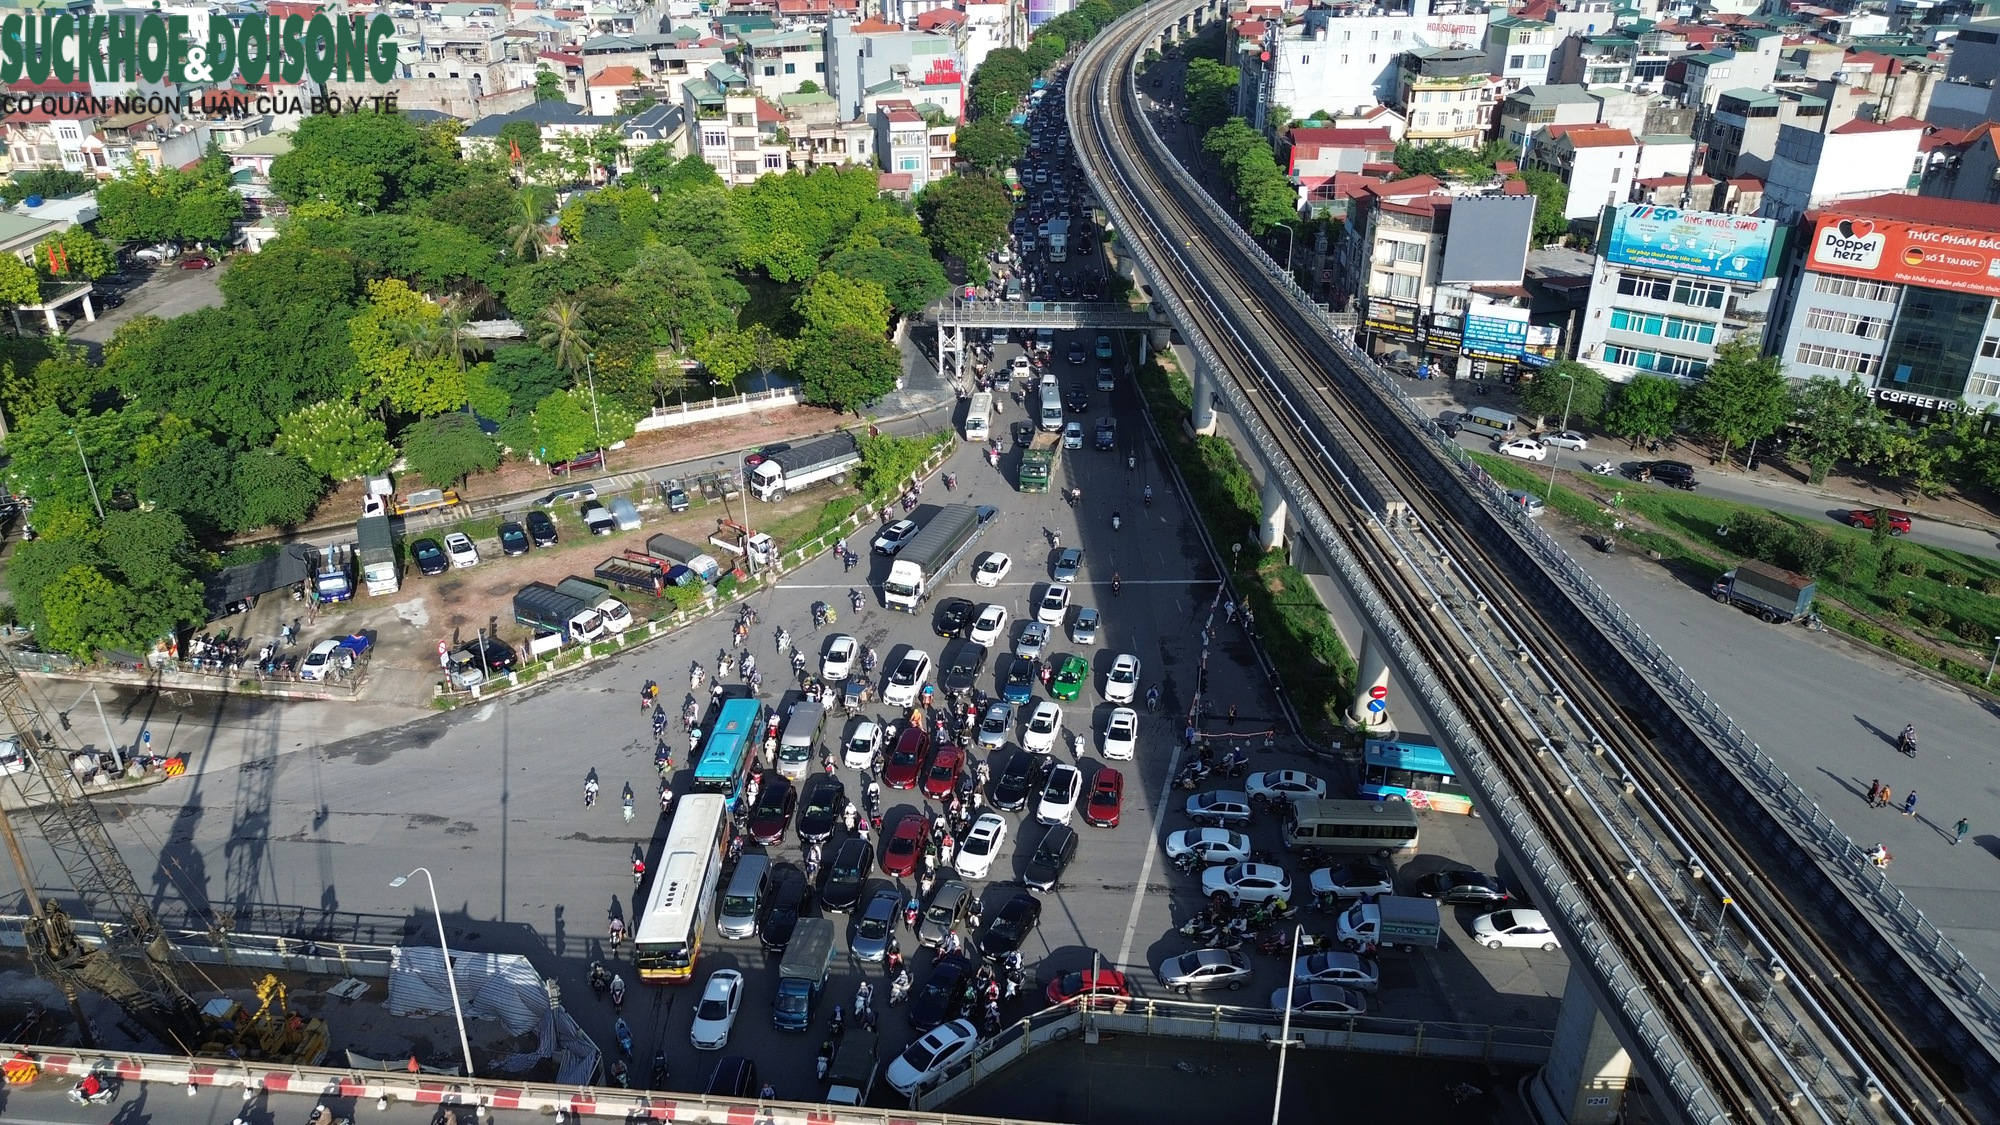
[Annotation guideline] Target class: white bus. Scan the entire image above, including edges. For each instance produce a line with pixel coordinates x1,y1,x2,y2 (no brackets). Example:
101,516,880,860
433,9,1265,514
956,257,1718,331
633,793,729,984
1456,407,1518,440
964,392,992,442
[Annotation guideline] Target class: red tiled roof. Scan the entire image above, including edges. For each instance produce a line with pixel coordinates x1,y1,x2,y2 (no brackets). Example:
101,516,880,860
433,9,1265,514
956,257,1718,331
852,17,903,31
1810,192,2000,233
915,9,964,28
879,172,913,190
1829,117,1922,135
1841,49,1896,74
1546,123,1636,148
1636,173,1716,188
266,1,320,19
589,66,641,87
756,98,783,124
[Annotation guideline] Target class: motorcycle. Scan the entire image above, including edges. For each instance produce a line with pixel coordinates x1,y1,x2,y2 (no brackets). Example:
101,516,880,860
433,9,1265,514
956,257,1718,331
650,1053,670,1089
306,1106,354,1125
1590,459,1615,475
1171,852,1201,876
68,1074,118,1106
850,589,864,614
1216,749,1248,778
609,974,627,1010
1173,761,1211,790
589,961,611,996
1111,512,1122,531
609,1059,630,1089
615,1016,633,1055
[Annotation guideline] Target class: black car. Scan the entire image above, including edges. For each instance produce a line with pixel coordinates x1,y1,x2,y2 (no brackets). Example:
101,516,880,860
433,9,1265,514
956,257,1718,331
991,751,1042,811
820,836,873,913
941,641,988,695
525,510,558,547
910,953,974,1032
498,520,530,556
1066,342,1086,365
665,487,690,513
448,637,517,681
935,598,975,639
1064,384,1090,413
978,892,1043,961
797,775,844,844
748,776,797,846
1094,419,1116,451
411,538,448,576
1417,868,1512,906
1023,824,1077,891
1642,460,1697,489
580,500,616,535
760,866,807,953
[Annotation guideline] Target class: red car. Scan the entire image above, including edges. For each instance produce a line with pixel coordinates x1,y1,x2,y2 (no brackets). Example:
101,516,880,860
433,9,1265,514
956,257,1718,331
1846,508,1911,535
1085,767,1123,828
1046,968,1132,1008
922,743,964,799
883,726,929,790
882,812,925,876
548,448,606,475
179,255,216,269
746,774,795,846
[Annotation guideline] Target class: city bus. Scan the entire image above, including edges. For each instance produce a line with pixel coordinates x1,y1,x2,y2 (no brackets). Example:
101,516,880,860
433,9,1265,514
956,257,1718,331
633,793,729,984
1281,799,1421,856
1455,406,1518,440
693,696,763,807
1358,736,1475,815
964,392,992,442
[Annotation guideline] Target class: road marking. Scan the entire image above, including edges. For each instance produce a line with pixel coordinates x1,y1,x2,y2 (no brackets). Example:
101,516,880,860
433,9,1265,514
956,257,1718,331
1114,734,1187,972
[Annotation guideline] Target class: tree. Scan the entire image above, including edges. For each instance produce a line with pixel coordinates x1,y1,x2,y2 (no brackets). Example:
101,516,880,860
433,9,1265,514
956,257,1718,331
1512,170,1570,242
526,386,638,464
1516,360,1607,426
624,243,739,355
537,296,594,380
749,324,793,391
795,326,903,413
218,236,361,322
1203,120,1297,234
233,450,325,530
795,273,892,338
534,67,565,102
349,279,466,416
94,154,243,246
1185,58,1240,131
39,565,137,660
954,119,1025,171
1684,337,1789,467
3,346,100,420
275,401,397,480
507,188,554,263
1789,375,1879,484
337,214,505,294
401,411,500,486
33,229,115,280
486,344,569,413
269,111,466,213
0,169,93,206
692,327,757,386
0,252,41,306
918,175,1012,281
107,305,354,449
856,430,931,500
797,79,821,93
423,178,522,248
497,119,543,160
824,226,950,316
138,433,240,538
1600,374,1684,447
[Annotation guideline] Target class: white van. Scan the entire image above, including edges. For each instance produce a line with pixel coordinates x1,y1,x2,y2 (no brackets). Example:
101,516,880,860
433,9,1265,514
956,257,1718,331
1005,278,1022,301
608,497,642,532
716,855,771,940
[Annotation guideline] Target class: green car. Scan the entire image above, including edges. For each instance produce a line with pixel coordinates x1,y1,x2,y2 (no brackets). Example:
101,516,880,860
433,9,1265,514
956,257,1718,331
1050,654,1089,701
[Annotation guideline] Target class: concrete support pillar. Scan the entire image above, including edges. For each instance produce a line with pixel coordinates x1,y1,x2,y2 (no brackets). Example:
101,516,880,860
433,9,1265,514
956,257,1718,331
1257,469,1287,552
1148,324,1172,353
1530,966,1632,1125
1188,360,1218,434
1345,632,1393,731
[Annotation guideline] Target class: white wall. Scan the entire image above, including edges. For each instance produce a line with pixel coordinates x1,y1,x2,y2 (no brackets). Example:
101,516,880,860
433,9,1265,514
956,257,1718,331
1763,125,1920,223
1270,14,1443,119
1564,144,1636,219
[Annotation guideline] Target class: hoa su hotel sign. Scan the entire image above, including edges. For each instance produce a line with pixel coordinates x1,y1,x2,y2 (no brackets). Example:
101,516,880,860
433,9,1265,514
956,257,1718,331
1809,212,2000,301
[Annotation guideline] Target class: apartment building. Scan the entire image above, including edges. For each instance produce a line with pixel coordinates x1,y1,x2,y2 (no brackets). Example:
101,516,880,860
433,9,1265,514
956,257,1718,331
1702,87,1827,180
1484,16,1558,92
1761,117,1925,224
1396,48,1502,150
1526,123,1639,220
685,76,793,186
1497,84,1601,151
1258,3,1460,124
742,29,827,99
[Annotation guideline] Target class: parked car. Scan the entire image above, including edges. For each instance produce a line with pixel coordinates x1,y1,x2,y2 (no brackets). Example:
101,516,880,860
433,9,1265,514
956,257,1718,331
1085,767,1123,828
497,521,530,556
580,500,616,535
1417,869,1511,906
688,969,744,1049
1473,908,1561,951
1156,948,1252,994
1504,489,1546,516
442,532,480,569
411,538,448,576
1540,430,1589,450
548,448,605,475
524,510,558,547
1846,508,1911,535
179,255,216,270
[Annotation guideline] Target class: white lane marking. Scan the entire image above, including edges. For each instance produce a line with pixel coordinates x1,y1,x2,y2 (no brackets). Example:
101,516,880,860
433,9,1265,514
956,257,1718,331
1114,735,1187,972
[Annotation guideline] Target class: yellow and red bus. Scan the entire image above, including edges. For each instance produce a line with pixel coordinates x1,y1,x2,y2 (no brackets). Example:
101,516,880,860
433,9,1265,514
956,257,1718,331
632,793,728,982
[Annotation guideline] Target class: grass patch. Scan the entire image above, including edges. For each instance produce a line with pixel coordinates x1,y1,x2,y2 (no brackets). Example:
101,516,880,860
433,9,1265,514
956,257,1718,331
216,543,281,568
1135,357,1355,739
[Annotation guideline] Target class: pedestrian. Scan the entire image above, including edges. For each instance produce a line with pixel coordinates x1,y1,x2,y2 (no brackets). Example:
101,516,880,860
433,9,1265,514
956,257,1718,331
1227,704,1237,726
1955,817,1971,846
1866,779,1882,806
1903,790,1918,817
1876,784,1892,810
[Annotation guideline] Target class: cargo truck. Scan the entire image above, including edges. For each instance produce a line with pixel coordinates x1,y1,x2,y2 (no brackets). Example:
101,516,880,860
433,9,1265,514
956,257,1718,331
645,534,721,584
393,487,462,516
1018,431,1059,493
594,554,666,597
1046,216,1069,263
824,1024,880,1105
748,432,862,502
556,577,633,634
1336,895,1442,951
1712,559,1815,624
773,917,834,1031
358,499,399,595
883,504,984,611
313,543,354,603
512,583,607,645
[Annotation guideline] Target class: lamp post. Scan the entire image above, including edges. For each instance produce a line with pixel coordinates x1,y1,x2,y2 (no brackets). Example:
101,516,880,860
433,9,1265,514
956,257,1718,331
1269,924,1304,1125
583,354,604,456
1273,224,1296,275
391,868,474,1077
1545,370,1577,499
1986,636,2000,686
69,428,104,521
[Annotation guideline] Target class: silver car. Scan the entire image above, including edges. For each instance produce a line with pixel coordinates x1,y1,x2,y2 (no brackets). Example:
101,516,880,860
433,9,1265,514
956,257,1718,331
917,879,973,948
977,701,1015,749
1156,947,1252,994
1017,621,1050,660
851,887,901,962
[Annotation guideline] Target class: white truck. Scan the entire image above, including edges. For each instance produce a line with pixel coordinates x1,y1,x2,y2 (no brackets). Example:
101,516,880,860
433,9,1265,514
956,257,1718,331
824,1024,880,1106
555,577,634,634
748,432,862,502
358,497,399,595
883,503,984,611
1046,217,1069,263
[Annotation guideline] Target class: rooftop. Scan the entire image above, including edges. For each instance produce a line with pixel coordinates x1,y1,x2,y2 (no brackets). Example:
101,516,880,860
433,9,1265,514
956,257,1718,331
1549,124,1637,148
1810,192,2000,234
1506,84,1601,107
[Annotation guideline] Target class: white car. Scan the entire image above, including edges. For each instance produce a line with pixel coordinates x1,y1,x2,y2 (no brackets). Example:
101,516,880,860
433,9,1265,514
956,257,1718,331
688,968,743,1049
443,531,480,569
884,649,932,707
1104,653,1140,704
873,519,920,554
974,552,1013,587
1036,583,1070,625
1101,707,1138,761
1017,621,1050,660
1037,762,1082,825
1495,437,1547,462
1023,700,1063,753
297,639,346,682
843,720,883,770
1201,862,1294,905
955,812,1009,879
1472,908,1561,951
1165,827,1251,865
821,634,858,682
970,604,1009,647
1541,429,1589,450
886,1019,981,1096
1244,770,1329,803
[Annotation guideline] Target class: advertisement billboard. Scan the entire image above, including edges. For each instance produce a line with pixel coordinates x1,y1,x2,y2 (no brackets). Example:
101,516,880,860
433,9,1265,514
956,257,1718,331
1028,0,1073,28
1807,213,2000,300
1462,303,1529,360
1604,204,1778,283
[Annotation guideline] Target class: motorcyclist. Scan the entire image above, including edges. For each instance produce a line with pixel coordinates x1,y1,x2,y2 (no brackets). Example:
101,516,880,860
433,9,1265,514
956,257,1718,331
1897,724,1917,755
1111,572,1122,596
1111,511,1122,530
1143,484,1153,506
584,778,600,807
632,856,646,881
78,1073,103,1099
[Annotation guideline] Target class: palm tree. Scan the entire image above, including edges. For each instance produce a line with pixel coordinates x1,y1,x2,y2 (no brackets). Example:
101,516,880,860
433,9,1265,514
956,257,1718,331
508,189,550,263
538,297,601,453
434,297,480,372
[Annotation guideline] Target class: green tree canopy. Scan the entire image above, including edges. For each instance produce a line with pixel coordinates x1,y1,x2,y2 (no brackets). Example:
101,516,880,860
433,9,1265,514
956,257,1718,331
796,326,902,413
954,119,1026,171
401,411,500,486
1516,360,1607,425
234,450,325,529
795,273,892,338
918,174,1012,283
137,432,240,538
1203,120,1297,234
1789,375,1880,484
623,243,742,354
270,112,466,213
1684,337,1789,465
423,178,522,248
349,279,467,416
824,223,950,316
33,229,115,280
534,68,565,101
95,156,244,247
1185,58,1240,131
524,386,639,464
692,327,758,386
1511,170,1570,242
3,347,100,421
1600,374,1685,446
0,169,94,206
0,253,39,306
487,344,570,413
275,400,397,481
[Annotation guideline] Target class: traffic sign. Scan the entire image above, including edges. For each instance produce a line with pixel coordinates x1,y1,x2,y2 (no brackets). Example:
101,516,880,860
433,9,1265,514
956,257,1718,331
1369,685,1388,701
1367,699,1386,713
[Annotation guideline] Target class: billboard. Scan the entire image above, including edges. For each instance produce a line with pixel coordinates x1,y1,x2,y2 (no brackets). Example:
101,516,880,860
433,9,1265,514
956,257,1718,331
1462,302,1529,360
1807,213,2000,300
1441,195,1537,284
1604,204,1778,283
1028,0,1073,28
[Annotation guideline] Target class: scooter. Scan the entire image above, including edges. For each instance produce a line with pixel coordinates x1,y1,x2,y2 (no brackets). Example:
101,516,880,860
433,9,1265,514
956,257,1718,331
67,1074,118,1106
609,974,627,1010
850,589,864,614
1111,512,1122,531
1590,459,1614,475
589,961,611,996
306,1106,354,1125
1173,761,1211,790
650,1053,669,1089
615,1017,633,1055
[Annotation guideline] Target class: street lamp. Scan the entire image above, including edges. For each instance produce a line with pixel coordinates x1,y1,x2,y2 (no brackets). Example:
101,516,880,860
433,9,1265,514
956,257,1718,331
1986,636,2000,686
1545,370,1577,498
1268,924,1305,1125
69,428,104,521
583,354,604,455
390,868,475,1077
1273,224,1296,274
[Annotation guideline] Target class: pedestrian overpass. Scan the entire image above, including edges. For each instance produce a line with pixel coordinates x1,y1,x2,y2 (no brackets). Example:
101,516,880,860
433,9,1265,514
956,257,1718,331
932,299,1161,386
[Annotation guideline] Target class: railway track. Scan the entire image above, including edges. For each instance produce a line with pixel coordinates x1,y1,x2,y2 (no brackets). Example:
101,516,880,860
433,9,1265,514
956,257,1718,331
1069,8,1976,1122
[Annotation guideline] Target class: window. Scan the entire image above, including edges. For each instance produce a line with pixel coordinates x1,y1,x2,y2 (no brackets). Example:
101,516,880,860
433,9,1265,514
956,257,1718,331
1417,112,1429,126
1982,334,2000,358
764,66,775,76
1302,54,1310,64
1603,344,1708,377
1805,307,1889,340
764,153,785,170
1510,54,1525,68
1393,30,1402,41
1813,274,1897,302
703,130,727,148
1610,166,1620,182
785,62,796,74
1967,369,2000,398
1609,309,1715,344
1793,342,1879,376
1340,54,1348,64
898,156,920,171
816,62,825,72
733,136,756,151
1369,54,1377,63
1343,29,1352,41
1529,54,1547,68
1372,29,1380,40
1393,240,1424,263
